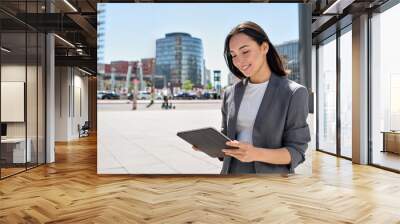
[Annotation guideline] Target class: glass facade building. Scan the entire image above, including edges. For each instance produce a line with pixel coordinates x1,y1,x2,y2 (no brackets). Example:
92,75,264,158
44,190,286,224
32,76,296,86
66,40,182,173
155,33,204,88
97,3,106,90
276,40,300,84
97,3,106,64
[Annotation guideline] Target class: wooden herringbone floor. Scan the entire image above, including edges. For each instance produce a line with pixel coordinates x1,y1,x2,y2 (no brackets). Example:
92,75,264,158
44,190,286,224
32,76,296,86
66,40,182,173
1,134,400,224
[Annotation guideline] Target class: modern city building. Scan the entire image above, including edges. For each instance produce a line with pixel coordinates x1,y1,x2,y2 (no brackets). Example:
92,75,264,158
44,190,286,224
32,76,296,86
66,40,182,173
141,58,156,77
107,60,138,92
97,3,106,91
98,58,155,92
97,3,106,64
276,40,301,84
155,32,204,88
204,67,212,87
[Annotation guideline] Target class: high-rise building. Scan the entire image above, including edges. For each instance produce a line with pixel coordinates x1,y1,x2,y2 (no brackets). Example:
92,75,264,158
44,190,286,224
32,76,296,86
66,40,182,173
103,61,139,92
97,3,106,65
97,4,106,91
100,59,156,92
97,63,105,90
155,32,204,88
276,40,300,84
141,58,156,79
204,68,211,87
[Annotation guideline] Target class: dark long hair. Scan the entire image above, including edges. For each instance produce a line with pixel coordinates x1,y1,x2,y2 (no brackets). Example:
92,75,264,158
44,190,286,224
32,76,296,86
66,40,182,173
224,21,287,79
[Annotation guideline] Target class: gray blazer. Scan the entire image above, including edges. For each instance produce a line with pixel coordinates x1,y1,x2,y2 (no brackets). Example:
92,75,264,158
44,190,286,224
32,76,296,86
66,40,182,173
220,73,311,174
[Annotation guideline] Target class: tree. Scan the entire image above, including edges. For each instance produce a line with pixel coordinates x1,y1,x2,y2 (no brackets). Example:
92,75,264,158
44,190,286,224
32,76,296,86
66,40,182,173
182,80,194,91
205,82,213,90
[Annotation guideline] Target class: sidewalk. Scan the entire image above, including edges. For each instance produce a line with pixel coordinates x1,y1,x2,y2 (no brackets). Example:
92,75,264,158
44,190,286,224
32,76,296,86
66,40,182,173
98,109,223,174
97,102,313,175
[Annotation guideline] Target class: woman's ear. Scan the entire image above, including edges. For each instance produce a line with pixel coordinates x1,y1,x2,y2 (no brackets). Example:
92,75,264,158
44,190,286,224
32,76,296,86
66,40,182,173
263,42,269,55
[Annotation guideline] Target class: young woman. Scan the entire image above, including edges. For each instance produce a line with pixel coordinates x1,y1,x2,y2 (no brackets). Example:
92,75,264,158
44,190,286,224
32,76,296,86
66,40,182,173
215,21,311,174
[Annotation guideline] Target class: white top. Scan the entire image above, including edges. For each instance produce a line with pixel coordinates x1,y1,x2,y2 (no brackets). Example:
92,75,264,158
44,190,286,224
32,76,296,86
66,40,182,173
236,80,269,144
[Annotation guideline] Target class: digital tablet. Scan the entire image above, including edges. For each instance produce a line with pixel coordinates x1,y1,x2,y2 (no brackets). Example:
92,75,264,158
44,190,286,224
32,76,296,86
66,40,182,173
177,127,238,158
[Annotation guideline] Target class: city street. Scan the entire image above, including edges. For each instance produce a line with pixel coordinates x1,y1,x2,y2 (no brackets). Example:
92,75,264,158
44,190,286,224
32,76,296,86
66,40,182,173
97,99,222,111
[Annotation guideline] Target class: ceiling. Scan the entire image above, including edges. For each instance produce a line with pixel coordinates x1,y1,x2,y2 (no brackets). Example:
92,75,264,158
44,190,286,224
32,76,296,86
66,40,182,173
310,0,391,43
1,0,97,74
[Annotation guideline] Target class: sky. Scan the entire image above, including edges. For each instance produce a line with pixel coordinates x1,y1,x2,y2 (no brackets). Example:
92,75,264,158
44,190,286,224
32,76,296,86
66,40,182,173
102,3,299,86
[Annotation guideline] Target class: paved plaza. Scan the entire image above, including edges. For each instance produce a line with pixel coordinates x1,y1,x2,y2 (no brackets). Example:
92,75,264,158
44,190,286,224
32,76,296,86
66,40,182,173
98,100,313,175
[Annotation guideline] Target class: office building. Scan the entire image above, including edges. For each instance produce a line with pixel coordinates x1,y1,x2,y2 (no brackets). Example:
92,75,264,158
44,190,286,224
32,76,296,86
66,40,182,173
98,59,156,92
141,58,156,77
276,40,301,84
204,67,212,87
97,3,106,91
106,60,139,92
97,3,106,64
155,32,204,88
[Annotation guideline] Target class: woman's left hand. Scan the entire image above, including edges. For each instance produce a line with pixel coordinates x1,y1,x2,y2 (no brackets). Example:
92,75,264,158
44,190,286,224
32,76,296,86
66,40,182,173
222,140,260,162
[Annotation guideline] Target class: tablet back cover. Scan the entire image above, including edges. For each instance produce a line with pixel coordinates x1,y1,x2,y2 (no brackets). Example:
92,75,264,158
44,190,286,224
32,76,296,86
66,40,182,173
177,127,235,158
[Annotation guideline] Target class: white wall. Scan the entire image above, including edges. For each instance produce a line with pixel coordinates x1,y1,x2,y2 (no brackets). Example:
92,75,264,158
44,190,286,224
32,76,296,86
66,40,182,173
1,82,24,123
71,73,89,138
1,65,40,138
55,67,69,141
1,63,46,164
1,65,26,139
55,67,89,141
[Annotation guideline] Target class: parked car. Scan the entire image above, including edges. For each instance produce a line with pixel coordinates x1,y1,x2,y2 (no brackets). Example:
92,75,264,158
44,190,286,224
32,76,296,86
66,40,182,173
127,93,133,100
97,91,106,99
128,91,163,100
201,92,220,99
173,92,197,100
97,91,120,100
138,91,151,100
155,93,163,100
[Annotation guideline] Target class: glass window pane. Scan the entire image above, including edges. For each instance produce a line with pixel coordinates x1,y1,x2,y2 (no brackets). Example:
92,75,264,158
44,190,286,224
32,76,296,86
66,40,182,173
1,0,46,179
1,31,27,178
340,28,352,158
27,31,38,169
371,3,400,171
38,32,45,165
318,36,337,154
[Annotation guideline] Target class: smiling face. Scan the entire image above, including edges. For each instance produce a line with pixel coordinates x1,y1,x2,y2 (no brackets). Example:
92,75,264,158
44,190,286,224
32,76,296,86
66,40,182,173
229,33,268,78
